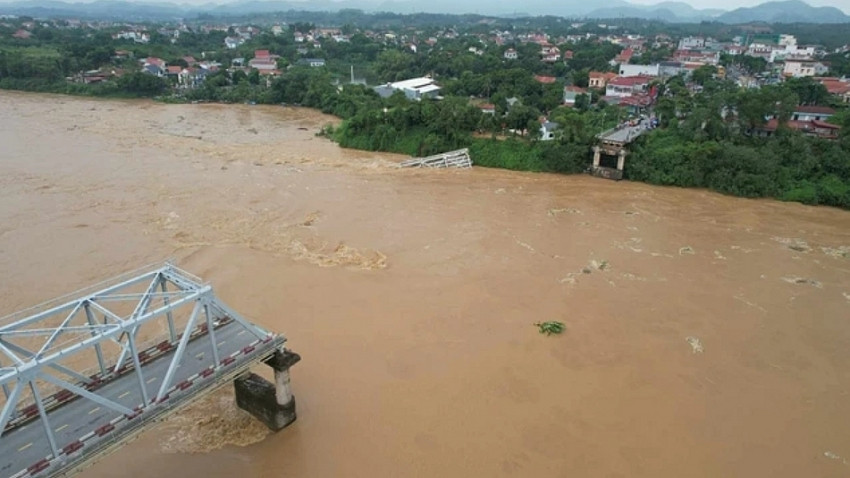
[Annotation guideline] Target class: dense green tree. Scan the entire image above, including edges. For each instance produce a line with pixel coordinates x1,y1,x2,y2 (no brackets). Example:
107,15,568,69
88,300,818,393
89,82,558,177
116,72,167,95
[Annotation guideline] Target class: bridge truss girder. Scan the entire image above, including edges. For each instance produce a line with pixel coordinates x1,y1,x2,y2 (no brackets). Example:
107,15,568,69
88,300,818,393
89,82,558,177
0,263,270,460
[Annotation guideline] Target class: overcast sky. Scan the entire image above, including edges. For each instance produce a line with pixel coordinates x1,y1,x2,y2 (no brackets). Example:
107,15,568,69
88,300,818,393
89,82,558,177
629,0,849,10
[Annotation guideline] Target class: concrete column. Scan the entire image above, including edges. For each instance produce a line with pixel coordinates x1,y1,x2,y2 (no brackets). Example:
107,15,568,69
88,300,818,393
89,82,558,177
617,150,627,171
268,349,300,405
234,348,301,431
592,146,601,167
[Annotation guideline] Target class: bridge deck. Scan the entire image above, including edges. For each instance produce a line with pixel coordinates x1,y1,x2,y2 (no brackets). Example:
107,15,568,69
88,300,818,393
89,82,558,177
598,124,646,145
1,319,282,478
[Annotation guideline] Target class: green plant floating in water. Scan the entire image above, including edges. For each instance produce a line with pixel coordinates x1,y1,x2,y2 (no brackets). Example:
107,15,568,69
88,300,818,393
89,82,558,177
534,321,565,336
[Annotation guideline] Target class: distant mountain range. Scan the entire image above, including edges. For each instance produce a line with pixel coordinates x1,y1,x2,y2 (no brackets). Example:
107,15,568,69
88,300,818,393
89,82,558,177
715,0,849,23
0,0,848,23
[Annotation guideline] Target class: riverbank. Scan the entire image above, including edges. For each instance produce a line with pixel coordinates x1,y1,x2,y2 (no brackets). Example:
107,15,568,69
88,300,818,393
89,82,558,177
2,80,848,209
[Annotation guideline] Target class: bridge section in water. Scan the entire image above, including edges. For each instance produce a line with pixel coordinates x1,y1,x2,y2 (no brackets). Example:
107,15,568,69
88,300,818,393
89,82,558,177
0,263,294,478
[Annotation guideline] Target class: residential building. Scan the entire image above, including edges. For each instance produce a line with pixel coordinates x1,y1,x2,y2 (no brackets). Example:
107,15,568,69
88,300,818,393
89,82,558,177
673,50,720,65
540,121,558,141
658,61,685,77
373,77,441,100
759,119,840,139
816,77,850,103
297,58,326,67
791,106,835,122
605,76,651,98
678,36,706,50
588,71,617,89
783,60,818,78
224,36,244,49
563,86,587,106
610,48,634,66
619,63,659,77
503,48,518,60
249,49,280,71
541,53,561,63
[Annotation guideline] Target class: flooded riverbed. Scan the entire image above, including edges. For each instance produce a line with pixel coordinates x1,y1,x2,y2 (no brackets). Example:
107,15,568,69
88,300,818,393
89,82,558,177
2,91,850,477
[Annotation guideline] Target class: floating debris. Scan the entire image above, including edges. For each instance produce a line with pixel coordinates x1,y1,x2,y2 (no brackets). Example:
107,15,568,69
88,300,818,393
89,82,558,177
514,237,536,253
824,451,849,465
782,277,822,288
686,336,704,354
301,211,321,227
772,237,811,253
714,250,726,260
560,259,610,284
679,246,695,255
821,246,850,258
534,321,565,336
400,148,472,169
548,208,582,216
559,274,578,284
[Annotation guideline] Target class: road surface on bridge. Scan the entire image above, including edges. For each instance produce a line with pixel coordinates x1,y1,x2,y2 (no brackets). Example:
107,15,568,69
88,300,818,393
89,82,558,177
0,319,276,478
599,123,647,144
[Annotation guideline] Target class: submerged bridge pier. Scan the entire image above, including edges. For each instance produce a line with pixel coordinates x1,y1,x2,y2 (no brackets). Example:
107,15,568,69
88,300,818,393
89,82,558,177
591,123,646,181
234,348,301,430
0,263,299,478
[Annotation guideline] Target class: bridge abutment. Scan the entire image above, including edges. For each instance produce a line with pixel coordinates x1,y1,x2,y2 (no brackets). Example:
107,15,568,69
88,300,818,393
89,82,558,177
234,348,301,431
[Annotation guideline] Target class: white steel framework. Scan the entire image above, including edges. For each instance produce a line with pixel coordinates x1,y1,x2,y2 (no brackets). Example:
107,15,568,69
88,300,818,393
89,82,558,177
0,262,272,461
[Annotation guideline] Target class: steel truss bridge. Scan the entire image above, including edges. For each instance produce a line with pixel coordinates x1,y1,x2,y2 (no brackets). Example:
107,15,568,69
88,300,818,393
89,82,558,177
0,263,286,478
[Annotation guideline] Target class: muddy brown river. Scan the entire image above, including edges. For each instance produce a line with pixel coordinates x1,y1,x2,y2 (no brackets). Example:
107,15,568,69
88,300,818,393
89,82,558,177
2,91,850,477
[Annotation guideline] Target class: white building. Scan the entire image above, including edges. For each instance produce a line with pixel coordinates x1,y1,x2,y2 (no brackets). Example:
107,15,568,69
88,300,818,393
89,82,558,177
373,77,441,101
113,31,149,44
619,63,660,77
504,48,518,60
779,34,797,47
224,36,244,49
678,36,705,50
540,121,558,141
783,60,818,77
605,76,651,98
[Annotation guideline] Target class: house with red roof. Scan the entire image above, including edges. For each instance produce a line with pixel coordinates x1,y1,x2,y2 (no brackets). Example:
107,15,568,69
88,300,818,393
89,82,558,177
248,49,280,71
605,75,652,98
609,48,633,66
759,118,840,140
815,77,850,103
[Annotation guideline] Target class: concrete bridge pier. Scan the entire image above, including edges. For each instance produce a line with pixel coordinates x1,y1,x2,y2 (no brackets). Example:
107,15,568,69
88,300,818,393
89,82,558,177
617,149,627,171
592,146,601,168
234,348,301,431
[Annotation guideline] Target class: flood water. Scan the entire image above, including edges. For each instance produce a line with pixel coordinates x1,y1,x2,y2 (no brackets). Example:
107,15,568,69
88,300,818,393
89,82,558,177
2,91,850,477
